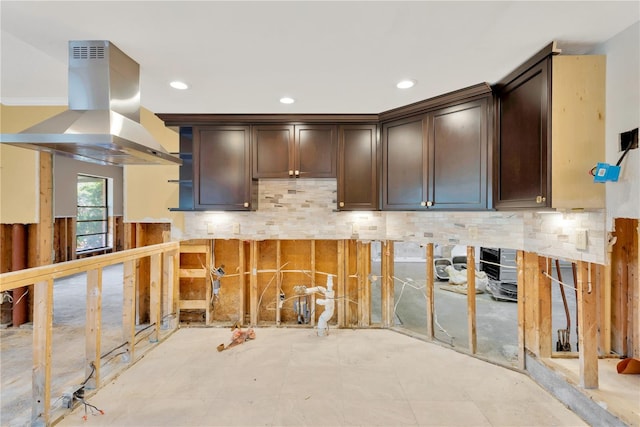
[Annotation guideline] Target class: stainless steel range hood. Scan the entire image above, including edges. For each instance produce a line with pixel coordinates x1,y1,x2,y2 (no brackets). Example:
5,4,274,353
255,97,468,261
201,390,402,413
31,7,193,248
1,40,182,166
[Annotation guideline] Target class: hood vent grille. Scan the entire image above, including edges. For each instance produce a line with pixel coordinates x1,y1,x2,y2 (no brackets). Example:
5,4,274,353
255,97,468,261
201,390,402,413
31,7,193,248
72,45,105,60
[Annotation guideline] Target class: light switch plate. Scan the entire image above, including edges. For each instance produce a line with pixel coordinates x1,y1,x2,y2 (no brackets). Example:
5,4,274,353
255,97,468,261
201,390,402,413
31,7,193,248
207,223,215,234
576,229,588,250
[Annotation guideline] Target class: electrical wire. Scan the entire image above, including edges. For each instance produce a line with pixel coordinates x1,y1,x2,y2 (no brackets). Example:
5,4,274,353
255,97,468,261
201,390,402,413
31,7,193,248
134,322,156,337
542,271,579,292
81,362,96,386
100,342,127,359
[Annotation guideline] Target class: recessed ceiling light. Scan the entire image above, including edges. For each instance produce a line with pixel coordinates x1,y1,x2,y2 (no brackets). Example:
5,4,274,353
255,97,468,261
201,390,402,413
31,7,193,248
280,97,295,104
170,81,189,90
396,79,417,89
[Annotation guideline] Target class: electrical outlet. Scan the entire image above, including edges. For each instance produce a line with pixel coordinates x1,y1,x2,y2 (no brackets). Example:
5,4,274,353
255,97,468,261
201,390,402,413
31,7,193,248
576,229,588,250
468,226,478,239
352,223,360,234
207,223,215,234
232,223,240,234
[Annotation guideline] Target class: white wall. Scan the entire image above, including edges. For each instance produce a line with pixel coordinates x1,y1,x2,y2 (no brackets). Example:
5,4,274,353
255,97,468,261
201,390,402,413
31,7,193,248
592,22,640,226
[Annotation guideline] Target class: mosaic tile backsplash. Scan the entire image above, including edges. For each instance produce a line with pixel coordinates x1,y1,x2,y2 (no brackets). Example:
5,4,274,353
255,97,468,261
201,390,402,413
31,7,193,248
181,179,606,264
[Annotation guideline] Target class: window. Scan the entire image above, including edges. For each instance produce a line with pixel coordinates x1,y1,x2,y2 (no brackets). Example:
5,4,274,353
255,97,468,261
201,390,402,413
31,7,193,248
76,175,110,253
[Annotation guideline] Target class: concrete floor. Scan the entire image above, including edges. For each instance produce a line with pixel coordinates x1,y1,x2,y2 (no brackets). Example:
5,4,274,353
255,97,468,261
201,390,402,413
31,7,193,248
57,328,586,427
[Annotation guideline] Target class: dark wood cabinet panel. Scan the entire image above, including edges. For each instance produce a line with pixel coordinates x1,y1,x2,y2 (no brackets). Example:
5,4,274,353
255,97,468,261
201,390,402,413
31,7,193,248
252,125,294,178
194,126,255,210
496,58,550,208
296,125,337,178
338,124,378,210
429,99,488,209
382,116,427,210
252,124,336,179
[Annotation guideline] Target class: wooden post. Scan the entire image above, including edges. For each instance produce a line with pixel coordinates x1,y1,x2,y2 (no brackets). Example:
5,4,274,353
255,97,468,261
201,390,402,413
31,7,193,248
467,246,477,354
310,241,316,327
205,241,212,325
32,279,53,426
425,243,435,339
603,234,614,355
123,260,136,363
249,241,258,326
163,251,176,329
85,268,102,389
337,240,346,328
275,240,282,326
538,257,552,358
356,241,364,326
362,242,371,326
238,240,246,325
517,250,525,370
37,152,53,267
381,241,395,328
149,254,161,342
634,222,640,359
577,261,598,389
524,252,539,355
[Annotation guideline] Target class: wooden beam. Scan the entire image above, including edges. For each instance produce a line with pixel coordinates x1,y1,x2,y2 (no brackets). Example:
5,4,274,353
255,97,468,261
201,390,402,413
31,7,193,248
310,241,316,327
577,261,598,389
37,152,53,267
524,252,539,355
149,253,161,342
276,240,282,326
603,234,614,355
356,241,364,326
238,240,246,325
337,240,346,328
538,256,552,358
363,242,371,326
425,243,435,339
381,241,394,328
179,300,208,310
634,221,640,359
517,250,525,370
205,241,212,325
163,251,177,329
249,241,258,326
85,268,102,389
123,260,136,363
467,246,477,354
32,279,53,425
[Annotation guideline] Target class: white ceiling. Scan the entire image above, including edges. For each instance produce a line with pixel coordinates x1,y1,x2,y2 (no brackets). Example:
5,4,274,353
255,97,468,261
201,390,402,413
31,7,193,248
1,1,638,114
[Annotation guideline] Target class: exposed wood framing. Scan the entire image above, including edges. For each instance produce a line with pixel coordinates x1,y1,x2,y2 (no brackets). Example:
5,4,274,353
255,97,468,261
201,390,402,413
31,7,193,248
361,242,371,327
635,222,640,359
538,256,552,358
276,240,282,326
577,261,598,389
149,254,161,342
238,240,246,325
337,240,346,327
249,241,258,325
523,251,539,355
381,241,394,328
32,279,53,425
517,250,525,369
425,243,435,339
85,268,102,389
123,260,137,363
163,250,178,329
466,246,477,354
310,241,316,327
38,152,53,267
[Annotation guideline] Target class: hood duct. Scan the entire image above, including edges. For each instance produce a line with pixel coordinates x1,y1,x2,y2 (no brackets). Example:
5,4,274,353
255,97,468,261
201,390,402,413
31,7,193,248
1,40,182,166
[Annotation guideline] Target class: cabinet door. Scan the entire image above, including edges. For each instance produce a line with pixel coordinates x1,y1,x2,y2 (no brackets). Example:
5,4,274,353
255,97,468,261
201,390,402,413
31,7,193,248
252,125,294,178
382,116,428,210
194,126,254,210
428,99,488,210
497,58,550,208
338,124,378,210
295,125,337,178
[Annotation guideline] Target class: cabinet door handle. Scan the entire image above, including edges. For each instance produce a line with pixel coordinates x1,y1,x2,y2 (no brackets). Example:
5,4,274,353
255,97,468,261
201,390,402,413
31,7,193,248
420,201,427,207
243,202,249,208
427,201,433,207
295,170,300,177
339,201,345,208
536,195,546,204
289,170,294,177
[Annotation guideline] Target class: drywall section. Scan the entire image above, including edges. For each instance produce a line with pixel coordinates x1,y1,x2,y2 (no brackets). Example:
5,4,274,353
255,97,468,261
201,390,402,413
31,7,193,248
183,179,606,264
53,155,123,217
592,22,640,223
123,108,182,232
0,105,65,224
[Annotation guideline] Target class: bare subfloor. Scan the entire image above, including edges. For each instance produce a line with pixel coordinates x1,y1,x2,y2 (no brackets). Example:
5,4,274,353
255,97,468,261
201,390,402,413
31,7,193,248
57,328,585,427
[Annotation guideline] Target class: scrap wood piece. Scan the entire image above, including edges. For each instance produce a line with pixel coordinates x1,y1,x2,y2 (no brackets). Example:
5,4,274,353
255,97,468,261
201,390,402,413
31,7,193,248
217,327,256,352
439,284,485,295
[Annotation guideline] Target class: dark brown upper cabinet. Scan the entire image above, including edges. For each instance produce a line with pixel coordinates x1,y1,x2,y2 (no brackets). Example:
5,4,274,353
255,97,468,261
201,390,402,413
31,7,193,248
495,44,605,210
382,98,490,211
252,124,337,179
337,124,378,210
194,126,256,210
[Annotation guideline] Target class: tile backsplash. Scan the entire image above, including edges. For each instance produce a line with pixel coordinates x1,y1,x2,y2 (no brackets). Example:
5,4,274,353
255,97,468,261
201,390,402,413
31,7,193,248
181,179,606,264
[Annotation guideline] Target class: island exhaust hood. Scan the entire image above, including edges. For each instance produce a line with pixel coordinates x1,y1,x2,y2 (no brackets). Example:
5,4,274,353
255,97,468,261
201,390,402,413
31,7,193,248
1,40,182,166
